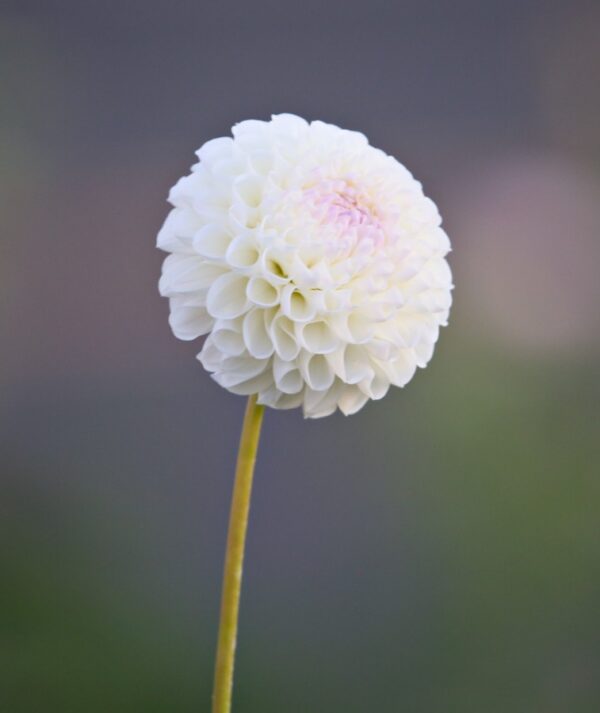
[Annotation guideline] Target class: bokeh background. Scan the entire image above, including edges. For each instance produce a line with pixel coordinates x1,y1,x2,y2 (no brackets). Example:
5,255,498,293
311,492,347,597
2,1,600,711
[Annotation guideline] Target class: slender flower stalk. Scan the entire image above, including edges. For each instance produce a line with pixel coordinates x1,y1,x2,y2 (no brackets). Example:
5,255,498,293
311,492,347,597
212,395,264,713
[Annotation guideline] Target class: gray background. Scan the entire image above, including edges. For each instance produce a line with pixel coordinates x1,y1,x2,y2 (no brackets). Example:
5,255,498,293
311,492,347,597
2,1,600,711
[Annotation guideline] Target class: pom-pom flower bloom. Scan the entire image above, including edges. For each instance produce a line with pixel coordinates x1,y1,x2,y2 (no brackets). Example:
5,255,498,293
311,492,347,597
158,114,452,417
158,114,454,713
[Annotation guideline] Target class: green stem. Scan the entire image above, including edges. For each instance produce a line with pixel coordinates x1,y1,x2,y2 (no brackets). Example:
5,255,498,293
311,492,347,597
212,394,264,713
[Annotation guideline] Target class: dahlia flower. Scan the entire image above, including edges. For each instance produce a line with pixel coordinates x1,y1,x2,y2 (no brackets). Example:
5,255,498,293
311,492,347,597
158,114,452,417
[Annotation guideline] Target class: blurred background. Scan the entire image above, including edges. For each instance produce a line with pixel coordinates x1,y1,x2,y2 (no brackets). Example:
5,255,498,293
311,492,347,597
2,1,599,711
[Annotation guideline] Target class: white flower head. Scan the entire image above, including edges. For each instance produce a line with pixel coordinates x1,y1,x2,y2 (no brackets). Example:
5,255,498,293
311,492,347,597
158,114,452,417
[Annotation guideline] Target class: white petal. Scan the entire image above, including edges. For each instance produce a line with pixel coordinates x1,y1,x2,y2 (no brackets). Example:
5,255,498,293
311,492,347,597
271,113,309,134
298,352,335,391
168,298,213,340
258,247,289,285
358,366,390,400
269,314,300,361
226,235,260,269
337,386,369,416
327,344,373,385
211,355,269,387
220,372,274,396
258,386,304,410
247,276,280,307
280,285,317,323
273,355,304,394
211,319,246,357
206,273,250,319
197,336,224,371
214,360,273,395
196,136,234,164
346,313,374,343
413,338,436,367
233,175,264,208
243,309,274,359
159,254,226,296
330,311,373,344
302,381,343,418
297,320,339,354
193,224,232,259
248,150,274,176
157,208,201,252
379,351,417,388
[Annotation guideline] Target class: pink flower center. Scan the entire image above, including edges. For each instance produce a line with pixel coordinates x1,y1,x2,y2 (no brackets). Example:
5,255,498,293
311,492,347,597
303,178,384,250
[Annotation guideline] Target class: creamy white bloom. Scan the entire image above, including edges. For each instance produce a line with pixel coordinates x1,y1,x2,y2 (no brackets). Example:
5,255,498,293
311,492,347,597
158,114,452,417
